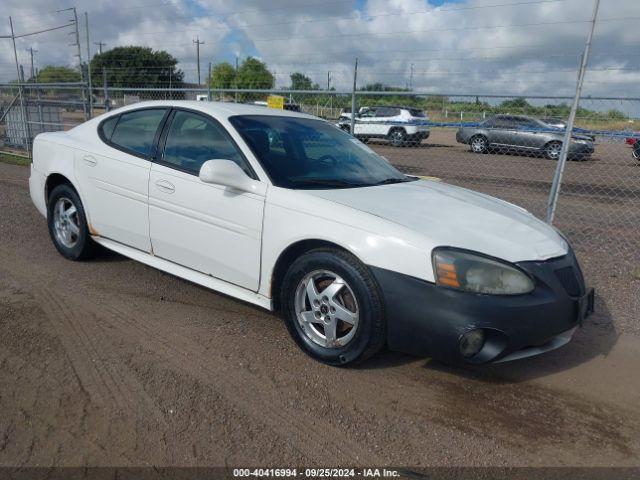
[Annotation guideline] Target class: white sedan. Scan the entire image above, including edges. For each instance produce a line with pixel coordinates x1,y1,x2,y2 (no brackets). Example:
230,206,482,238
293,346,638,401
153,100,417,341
29,101,594,365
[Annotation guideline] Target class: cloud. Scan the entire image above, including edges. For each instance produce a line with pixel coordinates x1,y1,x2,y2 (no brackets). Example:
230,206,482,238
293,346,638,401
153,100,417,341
1,0,638,101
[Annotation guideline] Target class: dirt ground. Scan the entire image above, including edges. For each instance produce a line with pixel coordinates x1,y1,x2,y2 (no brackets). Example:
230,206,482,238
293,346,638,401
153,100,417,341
1,146,639,469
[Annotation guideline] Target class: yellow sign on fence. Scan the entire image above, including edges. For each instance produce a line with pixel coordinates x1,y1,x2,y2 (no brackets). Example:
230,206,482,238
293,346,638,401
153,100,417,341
267,95,285,110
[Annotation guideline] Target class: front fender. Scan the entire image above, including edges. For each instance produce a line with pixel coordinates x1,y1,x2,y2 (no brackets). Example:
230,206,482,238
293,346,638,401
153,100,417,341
258,189,432,299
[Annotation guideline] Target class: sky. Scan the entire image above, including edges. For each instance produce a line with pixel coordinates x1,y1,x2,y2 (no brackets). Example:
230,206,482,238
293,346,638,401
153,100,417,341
1,0,639,105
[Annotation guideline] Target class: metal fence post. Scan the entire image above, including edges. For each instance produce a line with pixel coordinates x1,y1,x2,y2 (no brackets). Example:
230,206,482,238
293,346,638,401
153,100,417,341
85,12,93,118
9,16,30,156
208,62,212,101
546,0,600,224
350,58,358,135
103,69,110,112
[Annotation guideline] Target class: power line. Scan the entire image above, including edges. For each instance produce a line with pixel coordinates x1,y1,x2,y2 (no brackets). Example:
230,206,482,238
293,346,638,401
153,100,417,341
252,16,640,43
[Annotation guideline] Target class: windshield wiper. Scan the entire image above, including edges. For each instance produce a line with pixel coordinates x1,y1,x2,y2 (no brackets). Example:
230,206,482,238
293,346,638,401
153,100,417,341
293,178,367,188
370,177,413,186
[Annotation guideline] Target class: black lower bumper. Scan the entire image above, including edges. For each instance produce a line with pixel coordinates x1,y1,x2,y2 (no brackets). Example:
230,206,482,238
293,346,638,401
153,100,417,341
371,251,593,364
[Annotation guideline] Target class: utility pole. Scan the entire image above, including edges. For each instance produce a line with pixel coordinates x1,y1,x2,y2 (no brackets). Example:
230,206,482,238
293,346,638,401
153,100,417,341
350,58,358,136
193,37,205,85
60,7,88,120
94,41,106,54
327,71,331,91
235,55,239,103
207,62,212,101
9,16,30,155
409,63,414,90
85,12,93,117
26,47,37,81
546,0,600,224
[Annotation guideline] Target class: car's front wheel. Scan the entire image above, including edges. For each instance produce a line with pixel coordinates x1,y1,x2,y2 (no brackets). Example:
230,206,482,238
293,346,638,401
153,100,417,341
633,146,640,161
280,249,385,366
47,184,96,260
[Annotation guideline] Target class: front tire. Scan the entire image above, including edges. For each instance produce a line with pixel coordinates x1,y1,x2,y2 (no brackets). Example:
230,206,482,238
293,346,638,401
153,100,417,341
280,249,385,366
633,146,640,161
47,184,96,260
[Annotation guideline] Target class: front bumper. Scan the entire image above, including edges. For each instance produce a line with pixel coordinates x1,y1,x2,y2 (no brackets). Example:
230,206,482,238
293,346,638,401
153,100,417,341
568,142,595,158
371,250,593,364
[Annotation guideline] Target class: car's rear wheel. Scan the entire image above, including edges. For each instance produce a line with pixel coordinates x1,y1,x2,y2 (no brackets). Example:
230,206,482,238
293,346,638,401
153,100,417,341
470,135,488,154
545,141,563,160
633,147,640,161
280,249,385,366
388,128,407,147
47,184,96,260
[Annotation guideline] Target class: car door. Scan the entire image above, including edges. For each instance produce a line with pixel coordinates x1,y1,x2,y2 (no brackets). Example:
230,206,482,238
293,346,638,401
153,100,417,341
354,107,377,136
148,109,265,291
75,107,168,251
514,118,547,151
490,116,519,148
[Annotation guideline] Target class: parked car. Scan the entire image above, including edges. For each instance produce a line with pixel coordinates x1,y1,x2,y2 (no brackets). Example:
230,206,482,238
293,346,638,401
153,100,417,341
457,115,595,160
336,106,430,146
539,117,596,142
29,101,593,366
625,135,639,146
539,116,567,129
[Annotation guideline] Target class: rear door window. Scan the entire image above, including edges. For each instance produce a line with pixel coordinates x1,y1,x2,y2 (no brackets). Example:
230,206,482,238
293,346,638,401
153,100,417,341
161,110,250,176
109,109,167,157
100,115,119,141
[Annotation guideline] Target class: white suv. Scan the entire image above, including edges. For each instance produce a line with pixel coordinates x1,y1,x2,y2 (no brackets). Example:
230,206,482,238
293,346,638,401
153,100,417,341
337,106,430,146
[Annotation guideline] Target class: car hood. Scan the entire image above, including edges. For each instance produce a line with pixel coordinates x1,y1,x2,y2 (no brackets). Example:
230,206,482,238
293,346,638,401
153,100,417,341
305,180,568,263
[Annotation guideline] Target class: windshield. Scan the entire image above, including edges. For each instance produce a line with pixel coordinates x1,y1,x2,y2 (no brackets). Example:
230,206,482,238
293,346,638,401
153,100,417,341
229,115,413,189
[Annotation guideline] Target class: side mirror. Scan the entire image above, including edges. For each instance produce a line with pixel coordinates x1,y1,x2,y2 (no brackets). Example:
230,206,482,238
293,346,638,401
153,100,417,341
199,160,264,195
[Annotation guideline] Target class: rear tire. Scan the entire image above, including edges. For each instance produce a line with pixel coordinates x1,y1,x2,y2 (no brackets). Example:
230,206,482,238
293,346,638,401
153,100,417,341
545,141,563,160
280,248,385,366
47,184,96,261
470,135,488,154
388,128,407,147
633,147,640,161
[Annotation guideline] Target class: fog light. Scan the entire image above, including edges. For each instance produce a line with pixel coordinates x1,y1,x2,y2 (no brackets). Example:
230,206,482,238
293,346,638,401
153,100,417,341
460,329,485,358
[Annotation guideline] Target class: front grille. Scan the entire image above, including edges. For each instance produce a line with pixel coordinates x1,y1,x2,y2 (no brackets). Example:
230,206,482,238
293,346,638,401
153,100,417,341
555,266,583,297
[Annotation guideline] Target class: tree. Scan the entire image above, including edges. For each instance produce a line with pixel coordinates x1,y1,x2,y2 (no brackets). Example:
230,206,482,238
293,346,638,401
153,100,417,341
289,72,318,90
236,57,273,89
31,65,80,83
209,62,236,89
90,46,183,88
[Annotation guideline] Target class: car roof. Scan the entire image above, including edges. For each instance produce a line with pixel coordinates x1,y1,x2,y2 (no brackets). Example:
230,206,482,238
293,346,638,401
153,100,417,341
106,100,317,121
366,105,422,110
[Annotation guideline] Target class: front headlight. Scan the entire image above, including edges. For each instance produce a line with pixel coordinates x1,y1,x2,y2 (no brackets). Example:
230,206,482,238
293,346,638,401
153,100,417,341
432,248,534,295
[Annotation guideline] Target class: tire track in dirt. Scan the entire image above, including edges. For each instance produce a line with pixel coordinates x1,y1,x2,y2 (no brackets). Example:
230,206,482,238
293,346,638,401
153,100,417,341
0,266,177,464
0,247,378,465
94,298,379,464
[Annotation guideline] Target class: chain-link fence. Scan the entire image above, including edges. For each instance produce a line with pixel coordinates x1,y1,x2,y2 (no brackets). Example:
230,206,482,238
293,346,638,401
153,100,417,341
1,84,638,329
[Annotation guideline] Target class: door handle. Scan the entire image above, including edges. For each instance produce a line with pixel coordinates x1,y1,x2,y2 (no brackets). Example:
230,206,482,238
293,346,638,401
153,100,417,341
155,179,175,194
83,155,97,166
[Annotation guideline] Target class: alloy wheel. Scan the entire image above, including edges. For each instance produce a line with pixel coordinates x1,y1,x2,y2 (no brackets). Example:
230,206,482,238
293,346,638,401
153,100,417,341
294,270,359,349
471,136,486,153
53,197,80,248
547,143,562,160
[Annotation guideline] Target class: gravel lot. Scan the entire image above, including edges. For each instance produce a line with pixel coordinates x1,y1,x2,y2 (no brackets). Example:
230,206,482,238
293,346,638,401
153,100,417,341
1,144,639,469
